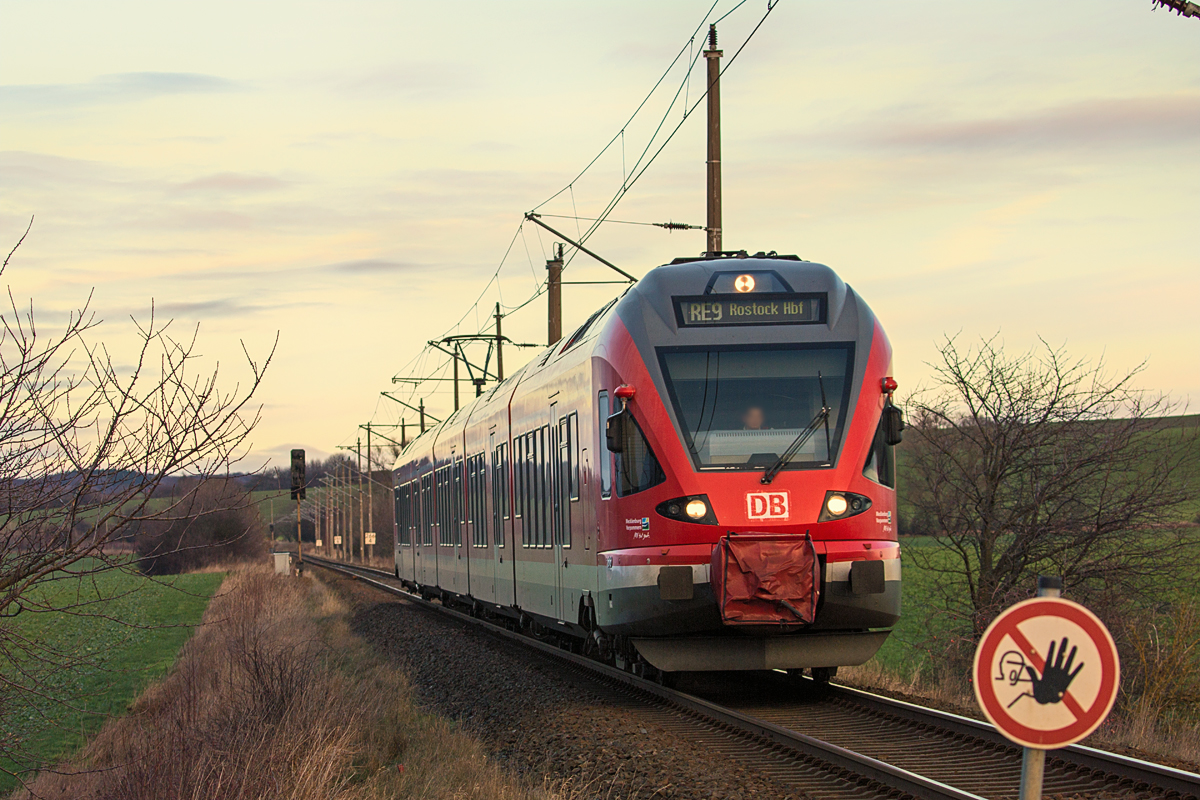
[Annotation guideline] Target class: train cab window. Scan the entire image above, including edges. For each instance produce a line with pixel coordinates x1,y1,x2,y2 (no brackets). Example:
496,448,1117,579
863,415,896,488
598,391,612,499
659,344,854,473
615,414,666,497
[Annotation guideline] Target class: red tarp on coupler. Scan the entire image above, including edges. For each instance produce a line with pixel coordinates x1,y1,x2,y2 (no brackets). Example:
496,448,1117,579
710,534,820,626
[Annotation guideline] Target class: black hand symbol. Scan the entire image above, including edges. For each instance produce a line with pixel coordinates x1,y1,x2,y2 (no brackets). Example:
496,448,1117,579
1025,637,1084,705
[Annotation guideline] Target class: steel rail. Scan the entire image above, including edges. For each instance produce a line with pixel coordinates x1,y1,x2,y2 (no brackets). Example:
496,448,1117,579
306,555,1200,800
306,556,981,800
829,683,1200,798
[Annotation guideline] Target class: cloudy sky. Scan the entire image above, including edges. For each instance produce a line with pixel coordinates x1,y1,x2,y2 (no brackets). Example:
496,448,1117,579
2,0,1197,468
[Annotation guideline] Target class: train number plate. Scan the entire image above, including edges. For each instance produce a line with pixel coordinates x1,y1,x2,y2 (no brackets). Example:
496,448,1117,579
746,491,790,520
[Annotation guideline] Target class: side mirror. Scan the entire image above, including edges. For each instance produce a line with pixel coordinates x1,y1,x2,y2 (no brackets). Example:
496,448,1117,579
606,409,629,453
883,403,905,446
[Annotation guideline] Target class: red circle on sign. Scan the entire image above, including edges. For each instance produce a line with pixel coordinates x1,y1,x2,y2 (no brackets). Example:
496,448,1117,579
973,597,1119,749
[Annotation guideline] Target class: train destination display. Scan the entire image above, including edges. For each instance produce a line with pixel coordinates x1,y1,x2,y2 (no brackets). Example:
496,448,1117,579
674,293,825,327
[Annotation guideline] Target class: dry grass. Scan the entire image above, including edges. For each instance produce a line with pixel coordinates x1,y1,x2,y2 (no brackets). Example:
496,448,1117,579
838,659,979,717
841,649,1200,771
18,566,566,800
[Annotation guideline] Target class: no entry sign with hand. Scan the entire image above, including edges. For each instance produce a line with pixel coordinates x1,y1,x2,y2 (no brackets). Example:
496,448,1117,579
974,596,1120,750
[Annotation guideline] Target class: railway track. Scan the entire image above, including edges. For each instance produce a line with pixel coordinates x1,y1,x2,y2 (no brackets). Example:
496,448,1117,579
305,555,1200,800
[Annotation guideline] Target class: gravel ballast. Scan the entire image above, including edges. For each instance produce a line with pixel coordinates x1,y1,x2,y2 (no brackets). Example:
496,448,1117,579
323,572,809,800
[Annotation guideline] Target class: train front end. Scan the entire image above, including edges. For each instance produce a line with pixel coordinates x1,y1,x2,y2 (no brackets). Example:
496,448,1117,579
593,254,901,674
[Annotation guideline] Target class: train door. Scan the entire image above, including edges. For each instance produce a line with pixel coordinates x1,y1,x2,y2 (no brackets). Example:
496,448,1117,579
552,407,566,618
404,481,417,581
453,455,466,595
554,411,580,622
488,434,506,604
496,438,515,605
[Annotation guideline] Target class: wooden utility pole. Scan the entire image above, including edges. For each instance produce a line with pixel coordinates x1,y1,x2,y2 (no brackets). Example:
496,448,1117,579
494,302,505,381
366,425,374,563
705,24,723,255
547,243,563,345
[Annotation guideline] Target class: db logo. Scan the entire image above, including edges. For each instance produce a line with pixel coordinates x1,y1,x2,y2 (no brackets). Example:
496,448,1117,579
746,491,790,520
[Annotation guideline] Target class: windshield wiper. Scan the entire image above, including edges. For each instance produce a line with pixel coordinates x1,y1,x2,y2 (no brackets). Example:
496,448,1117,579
760,371,833,485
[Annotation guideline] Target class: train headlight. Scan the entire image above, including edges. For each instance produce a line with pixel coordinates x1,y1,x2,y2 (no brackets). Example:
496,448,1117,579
818,491,874,522
825,495,849,517
655,494,718,525
734,274,756,293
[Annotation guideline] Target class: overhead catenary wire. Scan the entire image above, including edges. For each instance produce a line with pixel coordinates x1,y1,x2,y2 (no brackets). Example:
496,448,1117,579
371,1,779,435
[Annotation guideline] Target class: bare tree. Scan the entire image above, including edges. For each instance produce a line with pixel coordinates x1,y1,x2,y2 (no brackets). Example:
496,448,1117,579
0,222,275,778
904,335,1197,652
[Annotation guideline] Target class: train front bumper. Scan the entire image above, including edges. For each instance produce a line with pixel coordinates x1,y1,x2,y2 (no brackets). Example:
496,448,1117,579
597,540,900,671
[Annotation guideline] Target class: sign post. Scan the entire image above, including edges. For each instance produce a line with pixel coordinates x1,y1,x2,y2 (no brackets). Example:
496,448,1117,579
973,576,1120,799
290,449,306,570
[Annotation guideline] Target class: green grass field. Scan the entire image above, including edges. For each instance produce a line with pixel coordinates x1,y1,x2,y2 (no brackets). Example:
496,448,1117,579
0,565,224,791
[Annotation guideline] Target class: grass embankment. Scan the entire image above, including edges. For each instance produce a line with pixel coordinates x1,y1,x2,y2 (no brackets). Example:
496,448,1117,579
20,567,562,800
0,566,223,792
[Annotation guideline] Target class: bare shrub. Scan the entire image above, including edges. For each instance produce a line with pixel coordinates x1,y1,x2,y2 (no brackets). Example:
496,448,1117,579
135,479,266,575
904,335,1198,656
1119,601,1200,720
0,224,273,773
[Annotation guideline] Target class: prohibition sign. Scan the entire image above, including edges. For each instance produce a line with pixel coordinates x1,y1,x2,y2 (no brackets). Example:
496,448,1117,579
974,597,1119,749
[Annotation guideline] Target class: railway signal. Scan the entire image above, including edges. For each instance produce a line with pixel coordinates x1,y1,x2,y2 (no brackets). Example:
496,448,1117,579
974,576,1120,799
290,449,305,568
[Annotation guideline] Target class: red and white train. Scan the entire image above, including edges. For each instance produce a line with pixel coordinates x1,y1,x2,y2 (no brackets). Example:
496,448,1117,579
392,252,903,679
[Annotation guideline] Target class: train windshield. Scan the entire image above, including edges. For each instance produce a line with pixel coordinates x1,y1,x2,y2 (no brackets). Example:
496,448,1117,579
658,345,855,471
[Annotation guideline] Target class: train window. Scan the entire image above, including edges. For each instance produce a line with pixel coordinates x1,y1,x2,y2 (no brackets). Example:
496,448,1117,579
863,416,896,488
568,412,580,501
615,414,667,497
436,468,446,545
402,483,411,547
540,426,550,548
455,458,465,531
561,298,616,352
474,454,488,547
514,437,524,523
529,431,539,547
557,417,573,548
442,466,455,547
494,442,508,548
518,434,529,546
530,429,541,548
658,344,854,472
527,431,538,547
402,482,413,546
463,461,472,544
598,392,612,499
